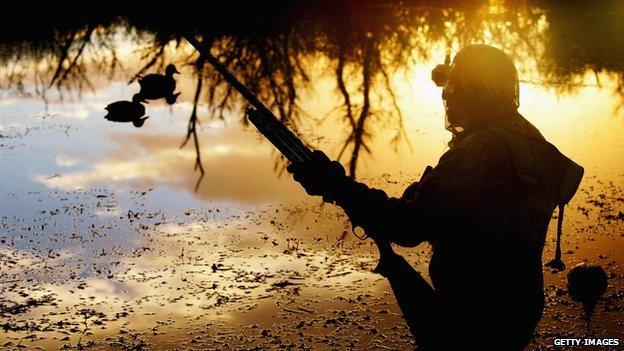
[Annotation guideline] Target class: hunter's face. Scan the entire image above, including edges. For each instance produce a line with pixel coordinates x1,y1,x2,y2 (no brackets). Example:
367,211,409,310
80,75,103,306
442,78,475,127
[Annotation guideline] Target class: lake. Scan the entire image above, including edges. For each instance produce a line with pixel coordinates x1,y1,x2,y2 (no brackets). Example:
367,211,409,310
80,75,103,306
1,2,623,350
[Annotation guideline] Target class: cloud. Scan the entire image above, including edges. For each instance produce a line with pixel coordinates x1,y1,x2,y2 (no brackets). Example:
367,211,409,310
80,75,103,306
34,127,305,204
54,153,80,167
47,106,90,119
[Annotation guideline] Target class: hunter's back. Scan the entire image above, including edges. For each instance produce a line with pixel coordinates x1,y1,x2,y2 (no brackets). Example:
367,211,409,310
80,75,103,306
419,112,567,349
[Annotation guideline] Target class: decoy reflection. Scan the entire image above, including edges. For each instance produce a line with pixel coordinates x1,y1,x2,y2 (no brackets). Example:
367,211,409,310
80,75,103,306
104,94,149,128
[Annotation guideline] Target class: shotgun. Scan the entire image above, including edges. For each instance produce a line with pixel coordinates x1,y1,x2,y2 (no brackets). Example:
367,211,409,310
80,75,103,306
183,35,313,163
184,36,398,272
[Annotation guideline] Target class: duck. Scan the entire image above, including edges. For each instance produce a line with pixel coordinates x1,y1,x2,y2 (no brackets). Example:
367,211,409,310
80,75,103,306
137,64,180,104
104,94,149,128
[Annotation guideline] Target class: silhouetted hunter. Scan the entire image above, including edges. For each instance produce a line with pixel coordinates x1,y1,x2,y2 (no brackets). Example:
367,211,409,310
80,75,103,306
137,64,181,104
104,94,149,127
287,45,584,350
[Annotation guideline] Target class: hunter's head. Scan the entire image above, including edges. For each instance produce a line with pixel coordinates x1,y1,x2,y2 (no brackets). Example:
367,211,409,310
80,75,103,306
441,44,519,135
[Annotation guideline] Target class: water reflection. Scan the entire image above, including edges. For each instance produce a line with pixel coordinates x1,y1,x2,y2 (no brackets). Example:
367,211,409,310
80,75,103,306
35,127,306,204
104,94,149,127
1,2,624,349
2,1,622,180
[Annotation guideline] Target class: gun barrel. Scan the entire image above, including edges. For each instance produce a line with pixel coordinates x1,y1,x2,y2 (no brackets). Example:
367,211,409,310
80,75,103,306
184,35,312,163
184,36,267,112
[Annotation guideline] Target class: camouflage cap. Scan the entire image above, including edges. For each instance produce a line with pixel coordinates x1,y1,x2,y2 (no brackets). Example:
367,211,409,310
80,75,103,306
449,44,520,110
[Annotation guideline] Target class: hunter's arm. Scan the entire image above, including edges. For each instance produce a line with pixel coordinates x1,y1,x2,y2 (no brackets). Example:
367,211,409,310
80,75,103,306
333,130,510,247
332,180,441,247
288,131,508,246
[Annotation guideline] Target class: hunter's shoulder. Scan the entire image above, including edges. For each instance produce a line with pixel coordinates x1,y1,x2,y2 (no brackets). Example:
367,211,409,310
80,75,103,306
485,112,546,143
445,129,508,159
461,114,546,150
462,128,507,145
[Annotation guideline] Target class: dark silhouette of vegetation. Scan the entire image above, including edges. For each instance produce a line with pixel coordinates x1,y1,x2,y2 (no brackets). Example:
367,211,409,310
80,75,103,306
1,1,623,185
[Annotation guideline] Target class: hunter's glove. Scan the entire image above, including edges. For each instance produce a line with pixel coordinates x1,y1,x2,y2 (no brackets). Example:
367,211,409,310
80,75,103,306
286,150,347,203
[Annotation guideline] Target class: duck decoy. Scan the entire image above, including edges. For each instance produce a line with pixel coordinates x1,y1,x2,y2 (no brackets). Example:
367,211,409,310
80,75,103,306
137,64,180,104
567,263,608,312
104,94,149,128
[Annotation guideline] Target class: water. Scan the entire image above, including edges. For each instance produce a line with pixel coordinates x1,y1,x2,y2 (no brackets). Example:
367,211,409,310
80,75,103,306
1,2,623,350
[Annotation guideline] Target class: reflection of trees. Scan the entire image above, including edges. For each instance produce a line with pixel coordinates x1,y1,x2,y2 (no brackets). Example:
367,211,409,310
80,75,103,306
1,1,623,184
537,1,624,110
1,22,114,99
181,55,206,192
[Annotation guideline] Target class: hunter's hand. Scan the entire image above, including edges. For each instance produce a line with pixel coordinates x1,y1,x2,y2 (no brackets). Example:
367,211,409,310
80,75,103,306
286,150,346,202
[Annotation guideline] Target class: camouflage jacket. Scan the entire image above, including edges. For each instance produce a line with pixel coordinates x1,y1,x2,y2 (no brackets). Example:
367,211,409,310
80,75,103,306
334,111,583,343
